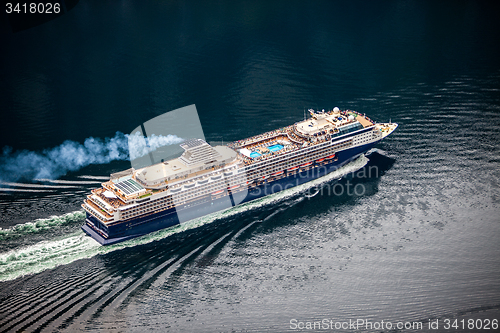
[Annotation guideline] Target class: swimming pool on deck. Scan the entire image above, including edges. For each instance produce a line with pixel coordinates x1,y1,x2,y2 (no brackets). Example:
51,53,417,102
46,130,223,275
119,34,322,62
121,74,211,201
248,144,284,158
267,144,284,152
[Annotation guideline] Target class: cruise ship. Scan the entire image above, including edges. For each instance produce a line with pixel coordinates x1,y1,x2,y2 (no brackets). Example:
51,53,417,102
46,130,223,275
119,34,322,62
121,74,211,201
82,108,398,245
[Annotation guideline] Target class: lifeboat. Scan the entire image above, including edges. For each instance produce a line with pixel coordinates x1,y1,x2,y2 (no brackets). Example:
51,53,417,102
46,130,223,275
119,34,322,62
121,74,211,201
211,189,224,195
316,158,325,163
271,171,284,176
228,184,240,190
287,166,299,172
300,162,312,167
325,154,336,159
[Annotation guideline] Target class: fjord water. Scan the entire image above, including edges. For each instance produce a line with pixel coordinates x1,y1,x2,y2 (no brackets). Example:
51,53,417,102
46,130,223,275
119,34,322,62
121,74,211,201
1,1,500,332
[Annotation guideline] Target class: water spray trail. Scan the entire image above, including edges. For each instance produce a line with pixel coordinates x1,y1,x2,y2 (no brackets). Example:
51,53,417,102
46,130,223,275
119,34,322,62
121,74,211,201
0,211,86,242
0,132,184,183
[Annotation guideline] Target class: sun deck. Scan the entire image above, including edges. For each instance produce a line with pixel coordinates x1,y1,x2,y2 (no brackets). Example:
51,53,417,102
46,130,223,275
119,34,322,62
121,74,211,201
92,186,128,208
133,141,237,189
355,115,371,127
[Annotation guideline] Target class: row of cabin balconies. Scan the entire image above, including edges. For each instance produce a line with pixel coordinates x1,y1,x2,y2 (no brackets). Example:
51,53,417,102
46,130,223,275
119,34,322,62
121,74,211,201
170,174,246,202
118,197,175,221
82,200,114,223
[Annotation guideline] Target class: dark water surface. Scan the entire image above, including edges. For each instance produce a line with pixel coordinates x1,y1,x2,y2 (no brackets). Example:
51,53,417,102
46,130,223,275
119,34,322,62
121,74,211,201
1,1,500,332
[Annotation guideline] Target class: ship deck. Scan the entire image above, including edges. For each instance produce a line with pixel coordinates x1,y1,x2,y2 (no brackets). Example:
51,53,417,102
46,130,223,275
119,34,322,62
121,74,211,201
230,109,374,167
352,113,374,127
90,109,376,208
92,187,127,208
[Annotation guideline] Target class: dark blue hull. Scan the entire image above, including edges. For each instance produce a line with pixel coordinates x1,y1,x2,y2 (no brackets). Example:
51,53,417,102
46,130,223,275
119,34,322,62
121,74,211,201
82,141,377,245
